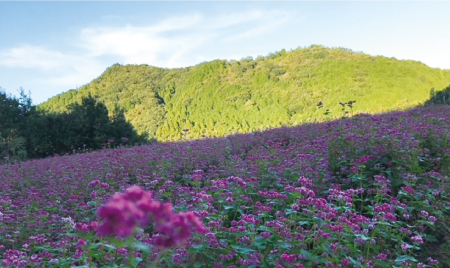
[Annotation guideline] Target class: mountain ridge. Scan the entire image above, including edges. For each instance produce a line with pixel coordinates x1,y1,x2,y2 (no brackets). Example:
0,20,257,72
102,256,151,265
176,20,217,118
38,45,450,141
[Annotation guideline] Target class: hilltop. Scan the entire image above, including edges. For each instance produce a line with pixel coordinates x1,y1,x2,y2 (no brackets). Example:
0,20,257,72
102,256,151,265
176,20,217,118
39,45,450,141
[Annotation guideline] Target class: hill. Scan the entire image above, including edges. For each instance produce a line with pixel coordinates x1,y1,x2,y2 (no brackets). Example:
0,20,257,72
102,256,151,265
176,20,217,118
39,45,450,141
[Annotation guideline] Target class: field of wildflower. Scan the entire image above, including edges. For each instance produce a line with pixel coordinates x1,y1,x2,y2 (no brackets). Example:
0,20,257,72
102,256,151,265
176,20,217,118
1,105,450,268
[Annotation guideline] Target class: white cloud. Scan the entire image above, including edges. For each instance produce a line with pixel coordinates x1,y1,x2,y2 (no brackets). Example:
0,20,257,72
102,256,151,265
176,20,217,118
78,14,205,67
78,10,290,67
37,63,106,87
0,9,294,96
0,46,69,70
223,10,291,42
0,45,106,88
206,10,265,29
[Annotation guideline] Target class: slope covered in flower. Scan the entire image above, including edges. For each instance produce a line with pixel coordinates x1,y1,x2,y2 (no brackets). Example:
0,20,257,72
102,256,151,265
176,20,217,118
1,105,450,267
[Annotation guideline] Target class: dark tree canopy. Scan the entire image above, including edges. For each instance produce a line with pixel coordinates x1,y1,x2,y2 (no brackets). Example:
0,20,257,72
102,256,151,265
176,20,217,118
0,91,145,163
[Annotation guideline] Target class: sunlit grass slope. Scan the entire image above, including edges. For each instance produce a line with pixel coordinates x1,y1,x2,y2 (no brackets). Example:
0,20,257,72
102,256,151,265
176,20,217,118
39,45,450,141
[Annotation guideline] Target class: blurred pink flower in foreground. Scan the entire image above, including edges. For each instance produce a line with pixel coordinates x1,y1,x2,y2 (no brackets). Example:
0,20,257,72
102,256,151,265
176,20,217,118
97,185,206,248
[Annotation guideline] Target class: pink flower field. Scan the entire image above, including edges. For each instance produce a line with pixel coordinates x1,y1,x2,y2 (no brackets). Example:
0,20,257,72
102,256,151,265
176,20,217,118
1,105,450,268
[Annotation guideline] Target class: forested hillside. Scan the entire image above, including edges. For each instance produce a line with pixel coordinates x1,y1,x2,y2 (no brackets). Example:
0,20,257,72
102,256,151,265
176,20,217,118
39,45,450,141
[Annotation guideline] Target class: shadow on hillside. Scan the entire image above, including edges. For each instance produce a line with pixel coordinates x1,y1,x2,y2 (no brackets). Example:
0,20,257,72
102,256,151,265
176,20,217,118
18,83,450,161
159,83,450,157
29,96,147,158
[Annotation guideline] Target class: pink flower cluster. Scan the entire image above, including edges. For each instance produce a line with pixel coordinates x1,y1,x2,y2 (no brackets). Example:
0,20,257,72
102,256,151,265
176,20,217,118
258,190,288,199
1,250,27,267
97,185,206,247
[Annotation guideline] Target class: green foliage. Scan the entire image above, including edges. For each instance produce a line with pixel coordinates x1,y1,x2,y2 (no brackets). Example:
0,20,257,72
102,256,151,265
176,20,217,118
425,84,450,105
0,88,33,163
29,96,146,157
0,90,146,159
38,45,450,142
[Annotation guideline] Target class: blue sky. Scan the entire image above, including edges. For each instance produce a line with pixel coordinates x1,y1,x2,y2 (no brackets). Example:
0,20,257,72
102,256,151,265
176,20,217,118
1,1,449,104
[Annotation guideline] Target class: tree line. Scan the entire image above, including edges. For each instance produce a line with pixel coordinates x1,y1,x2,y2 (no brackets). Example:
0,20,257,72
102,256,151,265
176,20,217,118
0,89,145,164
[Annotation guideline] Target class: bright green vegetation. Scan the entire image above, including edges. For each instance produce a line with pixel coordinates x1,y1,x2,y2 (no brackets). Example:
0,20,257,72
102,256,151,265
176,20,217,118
39,45,450,141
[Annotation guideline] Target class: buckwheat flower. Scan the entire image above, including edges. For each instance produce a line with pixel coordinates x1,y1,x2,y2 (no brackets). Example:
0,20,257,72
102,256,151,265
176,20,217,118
402,261,413,267
191,170,204,181
275,260,284,268
420,210,429,217
88,180,100,187
377,253,387,260
76,223,89,232
226,197,235,203
97,193,145,237
123,185,145,201
89,221,99,231
374,175,390,185
237,236,251,244
281,253,297,263
401,186,415,194
341,259,350,267
401,243,409,251
428,216,437,223
98,185,206,247
298,177,313,187
427,257,439,265
296,253,308,260
29,254,43,263
76,239,87,251
208,220,221,228
49,259,59,264
242,214,256,224
411,235,424,244
172,253,183,265
384,212,397,221
237,226,246,232
259,232,271,238
329,243,338,253
61,216,76,228
417,263,426,268
155,211,207,248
